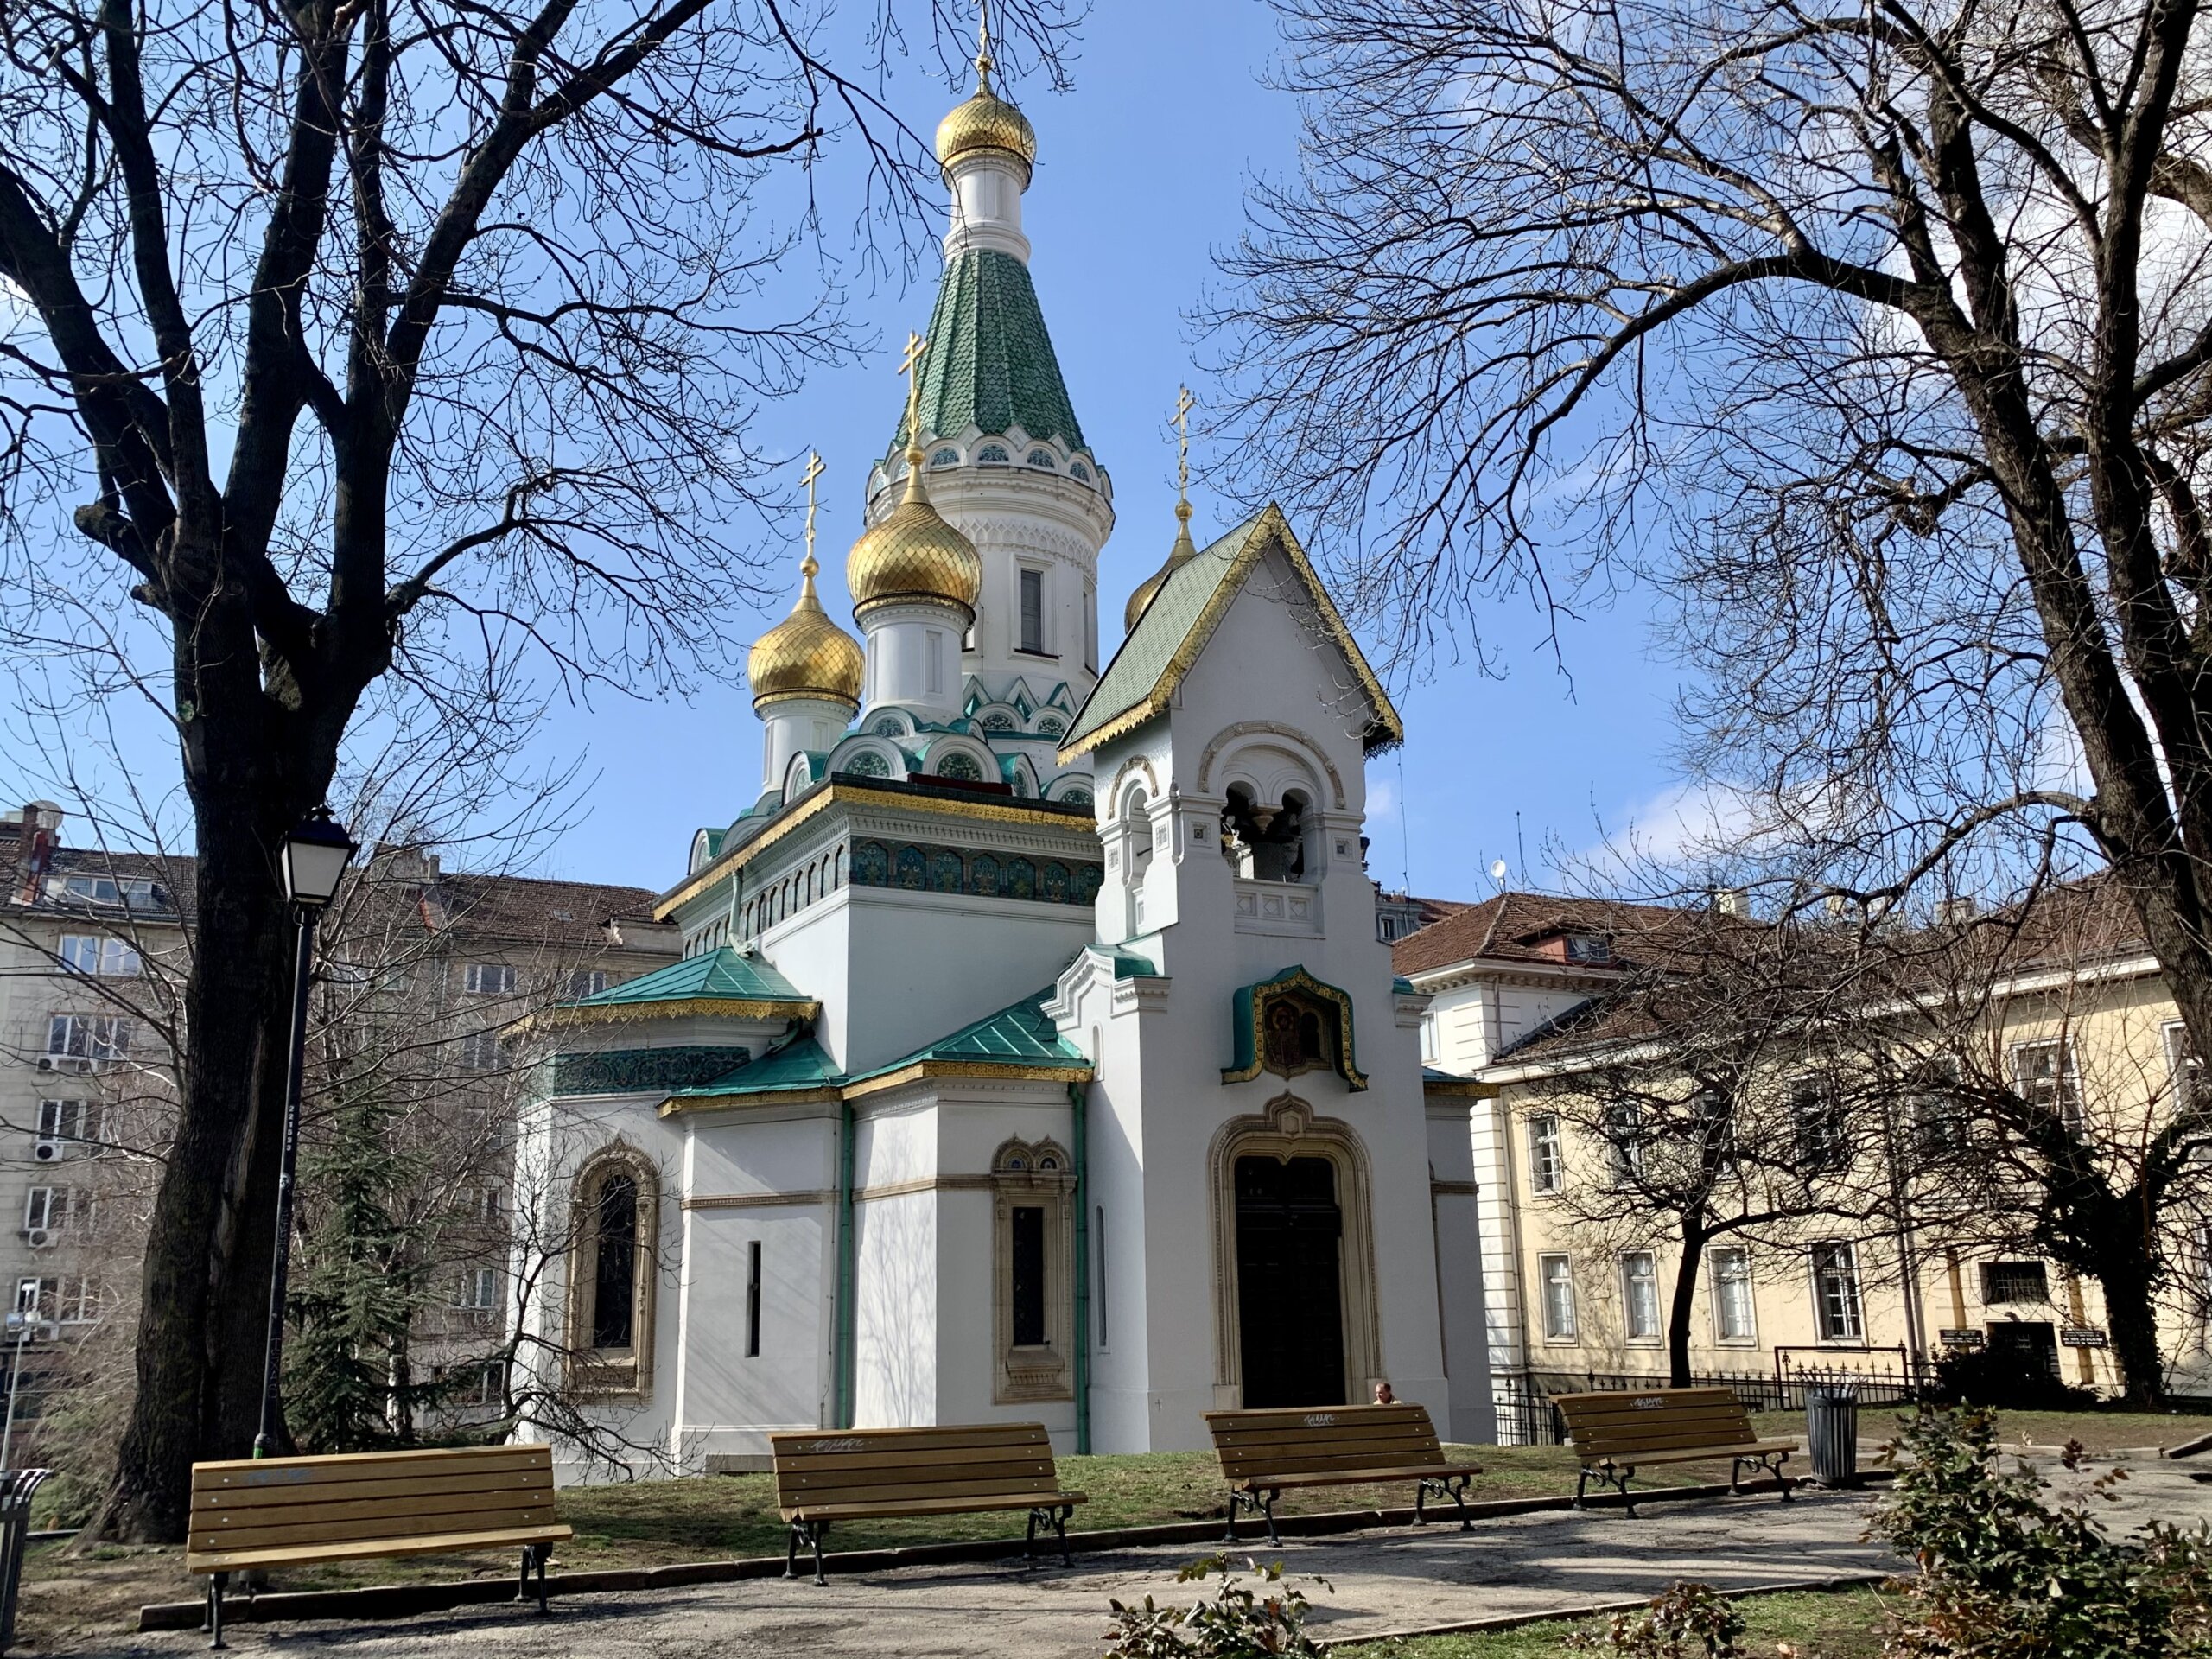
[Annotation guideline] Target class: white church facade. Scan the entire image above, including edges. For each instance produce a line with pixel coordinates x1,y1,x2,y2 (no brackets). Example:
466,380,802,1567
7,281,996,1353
511,53,1495,1476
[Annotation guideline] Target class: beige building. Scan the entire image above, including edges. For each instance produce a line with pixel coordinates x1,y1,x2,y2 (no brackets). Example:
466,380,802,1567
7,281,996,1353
0,801,678,1435
1396,889,2212,1436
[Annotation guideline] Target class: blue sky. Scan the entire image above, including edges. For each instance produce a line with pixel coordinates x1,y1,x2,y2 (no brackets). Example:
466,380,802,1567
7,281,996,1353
536,0,1690,901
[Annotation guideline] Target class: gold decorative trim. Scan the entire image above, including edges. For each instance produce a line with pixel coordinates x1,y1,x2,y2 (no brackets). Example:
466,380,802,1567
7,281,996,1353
1059,505,1404,763
657,784,1094,918
530,995,819,1031
843,1059,1096,1100
857,1173,997,1202
753,690,859,715
1421,1076,1493,1099
659,1085,842,1116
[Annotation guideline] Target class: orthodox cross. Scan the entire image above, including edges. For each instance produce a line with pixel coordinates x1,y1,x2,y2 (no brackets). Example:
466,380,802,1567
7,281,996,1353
976,0,995,86
1174,385,1195,499
800,451,824,571
901,331,931,452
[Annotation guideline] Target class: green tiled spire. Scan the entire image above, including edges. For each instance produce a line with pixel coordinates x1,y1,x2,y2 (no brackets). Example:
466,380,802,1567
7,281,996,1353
890,249,1087,456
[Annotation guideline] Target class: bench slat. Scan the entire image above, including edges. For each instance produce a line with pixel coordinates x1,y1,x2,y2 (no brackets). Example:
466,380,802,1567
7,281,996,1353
193,1506,557,1554
191,1446,551,1491
192,1487,562,1534
190,1468,554,1514
185,1522,572,1575
778,1473,1071,1505
769,1422,1077,1529
1204,1403,1478,1494
782,1489,1087,1522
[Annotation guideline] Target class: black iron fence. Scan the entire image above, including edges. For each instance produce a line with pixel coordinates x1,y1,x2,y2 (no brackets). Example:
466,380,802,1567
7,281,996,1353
1491,1357,1924,1446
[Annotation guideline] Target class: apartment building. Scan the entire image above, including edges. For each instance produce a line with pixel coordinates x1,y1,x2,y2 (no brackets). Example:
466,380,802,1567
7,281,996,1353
0,801,677,1425
1396,887,2212,1427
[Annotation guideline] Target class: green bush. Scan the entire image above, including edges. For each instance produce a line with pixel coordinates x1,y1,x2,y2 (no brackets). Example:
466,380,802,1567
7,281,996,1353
1871,1406,2212,1656
1103,1554,1328,1657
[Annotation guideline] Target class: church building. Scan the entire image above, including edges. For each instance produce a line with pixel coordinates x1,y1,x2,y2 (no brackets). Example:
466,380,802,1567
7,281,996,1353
512,46,1494,1475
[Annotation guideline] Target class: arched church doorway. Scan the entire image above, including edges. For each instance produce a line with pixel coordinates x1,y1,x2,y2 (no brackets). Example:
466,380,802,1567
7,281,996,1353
1234,1154,1346,1407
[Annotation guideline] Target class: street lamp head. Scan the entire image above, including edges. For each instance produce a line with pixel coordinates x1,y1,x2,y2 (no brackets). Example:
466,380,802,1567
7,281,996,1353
282,808,356,910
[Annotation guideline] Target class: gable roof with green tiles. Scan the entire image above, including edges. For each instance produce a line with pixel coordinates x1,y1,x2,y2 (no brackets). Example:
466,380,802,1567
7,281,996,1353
849,985,1090,1084
1061,504,1404,761
665,1036,843,1108
569,944,812,1012
889,248,1087,457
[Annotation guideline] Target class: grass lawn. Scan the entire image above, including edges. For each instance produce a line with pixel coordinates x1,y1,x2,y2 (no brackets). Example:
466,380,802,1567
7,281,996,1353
1748,1406,2212,1457
1343,1586,1893,1659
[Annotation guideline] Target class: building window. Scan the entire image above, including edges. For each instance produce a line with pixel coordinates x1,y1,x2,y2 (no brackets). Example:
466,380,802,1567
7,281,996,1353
59,935,140,976
1020,569,1046,653
1621,1251,1661,1341
745,1239,763,1358
45,1014,131,1065
991,1137,1074,1402
458,1031,503,1072
1084,587,1097,671
1026,448,1056,469
1528,1115,1564,1194
2012,1039,2083,1134
1810,1243,1865,1343
463,962,518,995
1540,1254,1578,1340
1711,1246,1757,1343
456,1267,499,1310
1421,1015,1440,1064
51,874,156,907
35,1099,105,1154
1790,1076,1846,1172
931,447,959,467
1564,933,1611,963
1604,1103,1644,1185
2167,1022,2200,1115
1094,1204,1109,1349
22,1188,54,1233
1981,1261,2050,1305
977,443,1010,464
568,969,611,998
925,629,944,696
567,1152,658,1398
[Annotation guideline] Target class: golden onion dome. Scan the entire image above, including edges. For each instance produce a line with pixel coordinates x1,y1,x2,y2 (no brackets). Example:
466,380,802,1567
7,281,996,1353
848,448,983,619
749,553,864,711
1125,497,1198,631
936,84,1036,171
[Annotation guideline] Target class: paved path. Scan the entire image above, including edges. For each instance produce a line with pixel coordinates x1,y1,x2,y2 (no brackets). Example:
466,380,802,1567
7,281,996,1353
75,1490,1896,1657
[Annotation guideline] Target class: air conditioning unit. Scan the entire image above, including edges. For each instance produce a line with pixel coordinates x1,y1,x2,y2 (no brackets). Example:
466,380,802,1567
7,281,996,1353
35,1057,90,1075
22,1229,52,1250
32,1141,59,1163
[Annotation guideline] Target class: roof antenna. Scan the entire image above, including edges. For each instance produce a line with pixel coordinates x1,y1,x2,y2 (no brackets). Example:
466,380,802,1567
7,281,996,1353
1516,810,1528,891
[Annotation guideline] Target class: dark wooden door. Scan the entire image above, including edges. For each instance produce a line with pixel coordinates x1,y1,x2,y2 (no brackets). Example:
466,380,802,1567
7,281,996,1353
1235,1154,1346,1408
1986,1320,2061,1381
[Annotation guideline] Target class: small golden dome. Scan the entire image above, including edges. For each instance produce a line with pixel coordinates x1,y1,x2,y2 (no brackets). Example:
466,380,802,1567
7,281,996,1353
847,449,982,619
937,86,1036,171
749,554,863,710
1125,498,1198,631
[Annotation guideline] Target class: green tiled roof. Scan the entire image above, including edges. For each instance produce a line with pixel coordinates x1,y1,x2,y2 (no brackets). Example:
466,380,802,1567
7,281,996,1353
1394,976,1417,995
852,986,1089,1081
1066,512,1262,749
891,249,1086,455
671,1037,842,1101
573,944,810,1009
1065,505,1403,759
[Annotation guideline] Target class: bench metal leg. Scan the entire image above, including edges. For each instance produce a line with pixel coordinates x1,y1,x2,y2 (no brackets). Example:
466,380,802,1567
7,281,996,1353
785,1522,802,1579
1054,1504,1073,1568
207,1573,228,1651
1579,1463,1635,1516
810,1520,829,1586
1417,1474,1471,1531
537,1544,552,1613
1258,1487,1281,1548
1024,1507,1039,1561
517,1545,532,1605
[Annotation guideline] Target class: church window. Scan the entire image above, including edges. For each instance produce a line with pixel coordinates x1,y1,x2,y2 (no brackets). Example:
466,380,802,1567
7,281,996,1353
991,1138,1073,1402
1062,788,1092,809
937,750,986,782
873,716,905,737
569,1153,658,1398
1037,715,1064,736
931,448,959,468
977,444,1011,464
1020,569,1046,653
982,710,1016,730
1093,1203,1108,1348
1222,785,1309,883
1010,1207,1046,1345
926,631,944,696
833,846,846,887
1070,461,1092,482
894,846,926,889
1083,589,1096,671
745,1239,763,1357
844,748,892,778
1026,449,1055,470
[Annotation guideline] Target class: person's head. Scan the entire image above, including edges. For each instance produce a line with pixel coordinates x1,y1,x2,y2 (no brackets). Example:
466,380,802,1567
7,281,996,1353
1371,1380,1395,1405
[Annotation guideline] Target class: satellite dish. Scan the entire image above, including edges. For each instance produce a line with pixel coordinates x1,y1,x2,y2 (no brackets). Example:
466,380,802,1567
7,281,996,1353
1490,859,1509,882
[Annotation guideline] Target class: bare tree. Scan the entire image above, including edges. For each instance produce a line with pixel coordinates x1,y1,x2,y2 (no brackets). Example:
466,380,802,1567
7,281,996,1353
0,0,1076,1538
1204,0,2212,1285
1515,912,1897,1384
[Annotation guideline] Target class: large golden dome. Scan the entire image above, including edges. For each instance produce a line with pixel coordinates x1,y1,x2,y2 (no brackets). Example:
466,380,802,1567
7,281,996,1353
749,554,863,710
937,86,1036,171
848,449,982,619
1125,498,1198,630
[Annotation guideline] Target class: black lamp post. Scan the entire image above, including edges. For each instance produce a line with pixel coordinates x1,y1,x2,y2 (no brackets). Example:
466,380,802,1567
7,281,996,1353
252,808,355,1459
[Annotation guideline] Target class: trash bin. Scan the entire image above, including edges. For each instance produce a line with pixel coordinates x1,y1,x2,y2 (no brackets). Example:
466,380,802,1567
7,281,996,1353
1805,1388,1860,1488
0,1469,51,1655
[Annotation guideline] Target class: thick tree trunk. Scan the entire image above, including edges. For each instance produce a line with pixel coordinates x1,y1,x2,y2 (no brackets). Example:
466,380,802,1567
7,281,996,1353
1668,1227,1708,1389
2088,1238,2167,1407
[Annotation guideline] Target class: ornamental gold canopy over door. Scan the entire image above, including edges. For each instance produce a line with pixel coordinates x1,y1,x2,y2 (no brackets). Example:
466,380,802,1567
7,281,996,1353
1233,1154,1346,1408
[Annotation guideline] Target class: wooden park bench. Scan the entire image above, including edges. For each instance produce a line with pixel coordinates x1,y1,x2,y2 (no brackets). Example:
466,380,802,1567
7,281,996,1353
769,1421,1086,1585
185,1443,570,1649
1553,1387,1798,1516
1204,1402,1483,1546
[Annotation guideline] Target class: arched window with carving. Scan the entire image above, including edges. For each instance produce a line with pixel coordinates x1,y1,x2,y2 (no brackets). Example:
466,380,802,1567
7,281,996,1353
569,1151,658,1397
